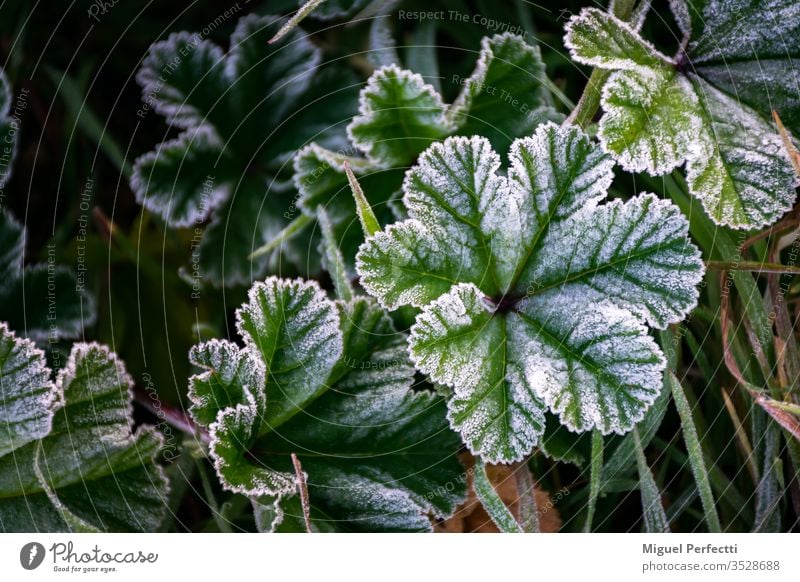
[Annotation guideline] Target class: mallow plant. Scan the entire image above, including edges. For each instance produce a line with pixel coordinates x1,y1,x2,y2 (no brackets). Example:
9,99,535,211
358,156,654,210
356,122,705,463
4,0,800,534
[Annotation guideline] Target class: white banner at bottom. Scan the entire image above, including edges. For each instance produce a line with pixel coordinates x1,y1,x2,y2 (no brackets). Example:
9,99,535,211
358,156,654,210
1,533,797,581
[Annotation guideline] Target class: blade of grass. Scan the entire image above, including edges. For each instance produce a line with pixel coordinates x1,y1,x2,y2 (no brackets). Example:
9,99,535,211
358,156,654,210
473,460,522,533
248,213,312,260
344,161,380,237
753,419,782,531
270,0,328,44
669,371,722,532
513,461,540,533
633,428,670,532
584,430,603,532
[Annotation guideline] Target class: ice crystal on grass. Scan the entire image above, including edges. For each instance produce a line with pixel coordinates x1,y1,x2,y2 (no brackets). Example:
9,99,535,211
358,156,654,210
565,6,799,229
294,33,562,270
189,278,465,532
356,123,704,463
0,325,168,532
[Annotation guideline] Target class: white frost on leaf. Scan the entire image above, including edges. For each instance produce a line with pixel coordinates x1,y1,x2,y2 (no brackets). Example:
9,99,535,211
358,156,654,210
566,6,800,229
209,403,296,498
347,65,452,167
511,293,666,434
357,123,704,462
188,339,266,426
196,276,466,527
0,323,59,457
0,334,169,532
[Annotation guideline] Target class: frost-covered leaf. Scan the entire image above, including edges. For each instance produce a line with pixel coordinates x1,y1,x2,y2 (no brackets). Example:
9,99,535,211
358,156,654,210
449,34,556,155
0,210,94,342
0,323,56,457
565,7,799,228
236,277,342,426
0,69,18,190
348,66,452,167
297,0,371,20
357,124,704,462
295,33,560,269
681,0,800,135
188,339,266,426
132,14,358,285
0,333,168,532
190,278,465,531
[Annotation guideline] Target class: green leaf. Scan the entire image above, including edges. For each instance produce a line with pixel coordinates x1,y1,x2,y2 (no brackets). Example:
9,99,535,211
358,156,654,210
190,279,465,531
0,210,95,342
681,0,800,135
294,33,560,270
132,14,357,285
235,277,342,427
565,7,799,228
448,33,563,153
348,66,452,167
0,323,56,457
0,69,19,190
584,430,604,532
0,328,168,532
357,124,704,463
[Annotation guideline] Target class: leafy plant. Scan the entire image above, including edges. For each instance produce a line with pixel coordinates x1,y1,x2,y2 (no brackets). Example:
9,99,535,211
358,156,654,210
0,323,167,531
565,2,800,228
293,32,561,268
188,277,465,531
356,122,705,463
3,0,800,536
131,13,357,285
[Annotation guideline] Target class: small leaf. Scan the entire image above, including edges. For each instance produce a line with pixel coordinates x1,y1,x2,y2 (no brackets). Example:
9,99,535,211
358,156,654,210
348,66,452,167
448,33,562,153
566,7,799,229
188,339,266,426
